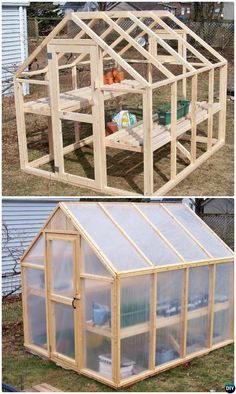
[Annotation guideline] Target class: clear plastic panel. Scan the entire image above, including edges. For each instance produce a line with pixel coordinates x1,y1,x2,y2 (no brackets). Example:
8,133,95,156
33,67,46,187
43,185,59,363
213,262,233,344
24,234,44,265
25,268,47,349
120,275,151,378
187,266,210,355
139,204,208,262
51,239,74,298
167,204,233,258
156,270,183,366
46,208,76,231
81,237,112,277
54,302,75,359
65,203,148,271
83,279,112,379
104,204,179,266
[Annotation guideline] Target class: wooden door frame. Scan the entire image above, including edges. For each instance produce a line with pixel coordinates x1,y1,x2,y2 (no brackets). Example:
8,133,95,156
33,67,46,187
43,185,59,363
45,232,80,368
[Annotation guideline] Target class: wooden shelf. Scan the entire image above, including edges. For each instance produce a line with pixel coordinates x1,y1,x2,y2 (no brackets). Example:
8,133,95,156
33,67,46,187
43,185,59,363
23,80,141,116
85,301,230,340
106,102,221,153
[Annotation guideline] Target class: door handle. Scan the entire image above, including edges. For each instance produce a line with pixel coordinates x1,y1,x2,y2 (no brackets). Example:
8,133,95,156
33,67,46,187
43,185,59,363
72,295,80,309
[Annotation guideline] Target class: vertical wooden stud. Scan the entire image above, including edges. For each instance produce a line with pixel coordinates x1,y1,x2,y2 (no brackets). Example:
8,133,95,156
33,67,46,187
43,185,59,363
218,64,227,142
71,65,80,143
90,45,107,189
149,272,157,370
229,263,234,340
190,74,197,162
207,69,214,150
14,80,29,169
170,81,177,179
181,32,187,99
208,264,216,349
143,88,153,195
180,267,189,358
112,276,120,386
47,48,64,175
148,37,156,83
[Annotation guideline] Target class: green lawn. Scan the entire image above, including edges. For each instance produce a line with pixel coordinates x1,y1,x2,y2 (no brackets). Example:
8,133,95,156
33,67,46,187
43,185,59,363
2,297,234,392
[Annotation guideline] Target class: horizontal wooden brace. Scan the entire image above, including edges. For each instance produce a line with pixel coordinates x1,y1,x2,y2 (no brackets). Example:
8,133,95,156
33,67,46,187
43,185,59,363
48,44,92,54
59,111,93,123
50,39,95,46
16,78,49,85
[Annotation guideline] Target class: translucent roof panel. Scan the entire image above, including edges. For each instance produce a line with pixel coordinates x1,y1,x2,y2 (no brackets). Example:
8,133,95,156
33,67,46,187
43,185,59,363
138,204,209,262
104,204,180,266
166,204,233,259
65,204,149,271
23,233,44,266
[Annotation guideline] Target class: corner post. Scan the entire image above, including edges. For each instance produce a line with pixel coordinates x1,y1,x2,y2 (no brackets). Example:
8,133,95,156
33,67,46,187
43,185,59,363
208,263,216,349
14,79,29,169
112,275,120,387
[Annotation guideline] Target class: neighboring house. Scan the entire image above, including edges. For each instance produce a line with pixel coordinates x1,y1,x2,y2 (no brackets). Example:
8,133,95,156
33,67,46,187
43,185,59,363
55,2,177,15
2,1,29,95
2,198,80,296
171,2,192,19
222,2,234,20
197,198,234,250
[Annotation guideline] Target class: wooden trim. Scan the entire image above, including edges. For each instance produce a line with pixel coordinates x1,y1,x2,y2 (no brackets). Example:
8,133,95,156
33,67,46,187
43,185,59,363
208,264,216,348
149,273,157,370
207,69,214,150
180,268,189,358
80,273,114,283
16,78,49,85
218,64,227,142
21,262,44,270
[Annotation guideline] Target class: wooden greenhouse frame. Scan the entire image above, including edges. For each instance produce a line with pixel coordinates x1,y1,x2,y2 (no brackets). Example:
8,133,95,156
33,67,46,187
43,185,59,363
14,11,227,196
21,202,234,389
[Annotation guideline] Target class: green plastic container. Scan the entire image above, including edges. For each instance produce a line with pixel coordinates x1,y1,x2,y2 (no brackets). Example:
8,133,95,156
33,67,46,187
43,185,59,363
157,100,191,126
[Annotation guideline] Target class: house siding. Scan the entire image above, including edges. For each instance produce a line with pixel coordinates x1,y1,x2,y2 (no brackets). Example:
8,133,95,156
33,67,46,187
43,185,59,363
2,199,79,295
2,4,29,95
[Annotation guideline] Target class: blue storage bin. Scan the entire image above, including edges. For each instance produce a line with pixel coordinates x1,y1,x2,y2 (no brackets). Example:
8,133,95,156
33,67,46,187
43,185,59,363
92,303,111,326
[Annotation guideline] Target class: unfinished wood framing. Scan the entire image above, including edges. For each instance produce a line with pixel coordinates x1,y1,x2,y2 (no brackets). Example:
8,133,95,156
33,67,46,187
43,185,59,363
21,202,234,389
14,11,227,195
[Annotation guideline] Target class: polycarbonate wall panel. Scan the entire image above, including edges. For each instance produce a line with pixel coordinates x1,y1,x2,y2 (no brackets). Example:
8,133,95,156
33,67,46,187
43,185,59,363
81,237,112,277
25,268,47,349
104,204,179,266
51,240,74,298
156,270,183,366
66,204,148,271
54,302,75,359
46,208,76,231
167,204,233,258
139,204,208,262
187,266,210,355
83,279,112,380
213,263,233,344
120,276,151,378
24,234,44,265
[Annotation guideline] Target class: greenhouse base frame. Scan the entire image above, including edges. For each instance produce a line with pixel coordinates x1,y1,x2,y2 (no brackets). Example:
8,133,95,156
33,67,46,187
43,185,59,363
21,202,234,389
14,11,227,196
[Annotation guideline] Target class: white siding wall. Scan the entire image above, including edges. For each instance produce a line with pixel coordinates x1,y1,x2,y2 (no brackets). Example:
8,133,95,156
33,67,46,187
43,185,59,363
2,199,80,296
2,4,28,95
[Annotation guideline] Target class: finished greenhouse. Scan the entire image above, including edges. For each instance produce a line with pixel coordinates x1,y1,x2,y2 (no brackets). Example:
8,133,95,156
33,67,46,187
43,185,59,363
21,202,234,388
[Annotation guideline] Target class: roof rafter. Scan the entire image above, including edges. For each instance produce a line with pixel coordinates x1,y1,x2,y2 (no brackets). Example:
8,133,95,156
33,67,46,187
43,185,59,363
128,12,195,72
167,12,226,63
71,12,150,87
101,13,174,79
150,12,211,66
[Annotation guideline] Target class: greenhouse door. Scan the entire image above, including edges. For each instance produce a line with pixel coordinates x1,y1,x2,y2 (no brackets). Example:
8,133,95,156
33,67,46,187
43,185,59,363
46,234,80,368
